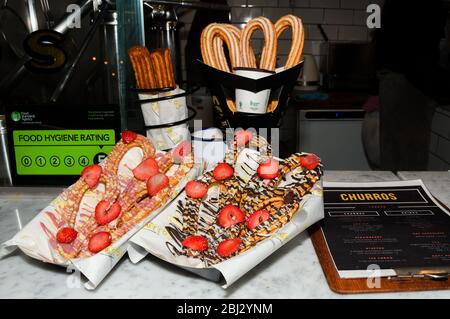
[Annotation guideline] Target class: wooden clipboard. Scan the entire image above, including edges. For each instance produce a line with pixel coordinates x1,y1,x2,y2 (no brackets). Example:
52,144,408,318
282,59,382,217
309,206,450,294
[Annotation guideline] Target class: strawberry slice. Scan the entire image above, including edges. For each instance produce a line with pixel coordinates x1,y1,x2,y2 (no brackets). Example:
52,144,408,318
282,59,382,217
216,238,241,257
217,205,245,228
213,163,234,181
56,227,78,244
132,157,160,181
147,173,169,196
246,209,270,230
185,180,208,199
172,140,192,164
234,129,253,146
88,231,112,253
182,235,208,251
95,200,122,226
81,164,102,188
300,153,321,170
257,158,279,179
122,130,137,144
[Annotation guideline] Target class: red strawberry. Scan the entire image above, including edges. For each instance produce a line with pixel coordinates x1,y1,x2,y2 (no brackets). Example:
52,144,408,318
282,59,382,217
95,200,122,226
132,157,160,181
122,130,137,144
88,231,112,253
300,153,321,170
182,235,208,251
185,180,208,199
217,205,245,228
56,227,78,244
172,140,192,164
257,158,279,179
147,173,169,196
234,129,253,146
213,163,234,181
246,210,270,230
216,238,241,257
81,164,102,188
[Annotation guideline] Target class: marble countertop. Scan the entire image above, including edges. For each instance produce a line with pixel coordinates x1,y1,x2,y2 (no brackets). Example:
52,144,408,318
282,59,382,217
0,171,449,299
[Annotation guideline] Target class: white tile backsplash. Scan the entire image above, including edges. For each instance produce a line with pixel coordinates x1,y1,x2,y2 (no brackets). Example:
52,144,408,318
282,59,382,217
306,24,338,40
247,0,276,7
231,7,263,23
324,9,353,25
293,8,324,23
353,10,368,26
340,0,370,9
310,0,340,9
293,0,310,7
262,7,293,21
338,25,368,41
227,0,248,6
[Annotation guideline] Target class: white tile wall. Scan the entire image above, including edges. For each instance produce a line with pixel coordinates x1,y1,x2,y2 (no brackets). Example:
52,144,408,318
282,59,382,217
338,25,368,41
429,108,450,170
323,9,353,25
310,0,340,9
293,8,324,23
262,7,293,21
231,7,262,23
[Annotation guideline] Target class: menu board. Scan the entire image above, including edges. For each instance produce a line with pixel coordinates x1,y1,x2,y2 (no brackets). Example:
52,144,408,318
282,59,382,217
322,180,450,278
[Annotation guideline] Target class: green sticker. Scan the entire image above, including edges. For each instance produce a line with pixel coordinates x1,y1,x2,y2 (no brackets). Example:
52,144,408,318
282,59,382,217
11,111,21,122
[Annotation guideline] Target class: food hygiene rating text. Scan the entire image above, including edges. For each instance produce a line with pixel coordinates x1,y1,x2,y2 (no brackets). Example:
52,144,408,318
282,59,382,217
17,133,111,143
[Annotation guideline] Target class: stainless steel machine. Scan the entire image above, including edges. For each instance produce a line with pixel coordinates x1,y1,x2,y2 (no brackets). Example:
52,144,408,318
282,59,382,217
142,0,229,83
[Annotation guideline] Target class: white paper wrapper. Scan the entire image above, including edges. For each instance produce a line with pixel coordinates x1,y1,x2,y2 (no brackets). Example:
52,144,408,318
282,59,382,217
0,147,202,289
139,87,190,151
129,148,324,288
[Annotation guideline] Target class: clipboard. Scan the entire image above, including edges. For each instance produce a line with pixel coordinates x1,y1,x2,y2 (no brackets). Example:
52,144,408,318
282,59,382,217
309,223,450,294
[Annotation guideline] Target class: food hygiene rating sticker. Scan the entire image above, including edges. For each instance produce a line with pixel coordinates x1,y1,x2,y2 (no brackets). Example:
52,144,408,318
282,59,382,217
13,129,115,175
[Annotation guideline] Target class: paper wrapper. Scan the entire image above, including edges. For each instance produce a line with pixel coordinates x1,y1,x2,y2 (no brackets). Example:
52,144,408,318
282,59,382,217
128,148,324,288
139,87,190,151
0,147,202,289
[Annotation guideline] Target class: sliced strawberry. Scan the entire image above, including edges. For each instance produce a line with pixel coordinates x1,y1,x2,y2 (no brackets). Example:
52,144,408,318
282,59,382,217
182,235,208,251
300,153,321,170
132,157,160,181
213,163,234,181
246,209,270,230
56,227,78,244
216,238,241,257
95,200,122,226
257,158,279,179
217,205,245,228
172,140,192,164
81,164,102,188
185,180,208,199
88,231,112,253
147,173,169,196
234,129,253,146
122,130,137,144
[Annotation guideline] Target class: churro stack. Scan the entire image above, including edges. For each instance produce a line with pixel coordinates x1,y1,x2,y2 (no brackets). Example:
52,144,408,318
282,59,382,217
200,14,305,73
128,46,176,90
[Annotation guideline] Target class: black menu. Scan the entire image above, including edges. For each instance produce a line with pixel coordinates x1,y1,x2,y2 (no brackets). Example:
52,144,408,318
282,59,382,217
322,180,450,278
